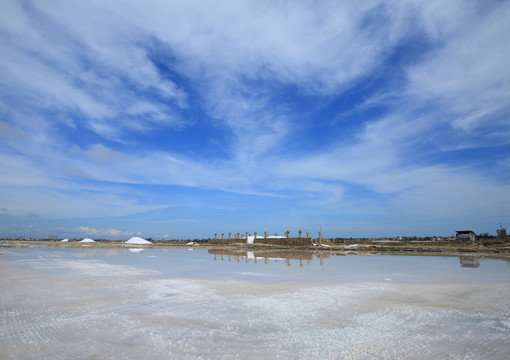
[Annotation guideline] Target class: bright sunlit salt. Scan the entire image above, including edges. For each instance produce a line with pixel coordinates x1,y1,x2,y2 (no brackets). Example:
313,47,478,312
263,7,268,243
1,247,509,359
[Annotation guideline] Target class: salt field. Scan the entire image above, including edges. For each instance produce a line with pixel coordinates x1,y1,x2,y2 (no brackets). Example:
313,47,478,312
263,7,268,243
1,247,510,359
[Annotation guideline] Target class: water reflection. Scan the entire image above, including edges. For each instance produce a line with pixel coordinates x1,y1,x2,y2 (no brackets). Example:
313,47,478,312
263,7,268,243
3,247,509,284
209,249,335,268
459,256,480,268
75,249,122,258
209,249,485,270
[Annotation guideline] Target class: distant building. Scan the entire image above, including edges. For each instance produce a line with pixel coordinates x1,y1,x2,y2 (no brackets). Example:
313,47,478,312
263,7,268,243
497,226,507,240
47,235,59,240
455,231,476,241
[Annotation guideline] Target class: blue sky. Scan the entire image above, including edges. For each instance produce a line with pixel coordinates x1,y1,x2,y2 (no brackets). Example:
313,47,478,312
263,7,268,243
1,0,510,239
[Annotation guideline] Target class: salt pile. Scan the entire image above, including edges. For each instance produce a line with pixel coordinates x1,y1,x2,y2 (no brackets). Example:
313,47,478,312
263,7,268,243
80,238,95,243
60,239,69,242
125,237,152,245
246,235,265,244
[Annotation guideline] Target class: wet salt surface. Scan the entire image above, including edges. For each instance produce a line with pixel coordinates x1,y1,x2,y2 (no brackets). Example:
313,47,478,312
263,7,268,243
1,248,510,359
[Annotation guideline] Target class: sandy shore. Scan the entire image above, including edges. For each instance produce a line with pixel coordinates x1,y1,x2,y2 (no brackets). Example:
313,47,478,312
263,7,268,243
1,247,510,359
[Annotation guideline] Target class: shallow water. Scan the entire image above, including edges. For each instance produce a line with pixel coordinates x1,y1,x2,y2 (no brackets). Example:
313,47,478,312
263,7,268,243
1,247,510,359
2,247,509,283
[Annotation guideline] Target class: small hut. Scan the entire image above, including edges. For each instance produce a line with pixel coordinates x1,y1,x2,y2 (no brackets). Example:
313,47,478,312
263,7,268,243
455,231,476,241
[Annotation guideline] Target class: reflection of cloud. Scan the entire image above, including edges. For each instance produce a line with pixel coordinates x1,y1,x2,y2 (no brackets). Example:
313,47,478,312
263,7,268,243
75,249,121,258
239,272,268,277
104,249,121,257
22,258,158,277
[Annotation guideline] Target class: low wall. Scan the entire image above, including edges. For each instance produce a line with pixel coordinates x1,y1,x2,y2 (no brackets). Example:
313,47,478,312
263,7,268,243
208,237,332,246
208,239,242,245
255,238,333,246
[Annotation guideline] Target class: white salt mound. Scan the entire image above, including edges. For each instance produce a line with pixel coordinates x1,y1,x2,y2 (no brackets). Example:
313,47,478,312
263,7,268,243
60,239,69,242
80,238,95,243
125,237,152,244
246,235,265,244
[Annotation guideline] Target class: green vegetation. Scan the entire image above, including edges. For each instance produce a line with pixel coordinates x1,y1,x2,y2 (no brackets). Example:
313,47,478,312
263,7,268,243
481,240,504,246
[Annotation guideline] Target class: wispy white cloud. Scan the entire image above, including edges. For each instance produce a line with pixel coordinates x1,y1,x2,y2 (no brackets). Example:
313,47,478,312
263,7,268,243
0,0,188,142
406,2,510,137
0,120,28,140
1,0,509,237
69,144,128,163
0,184,169,219
73,226,134,237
